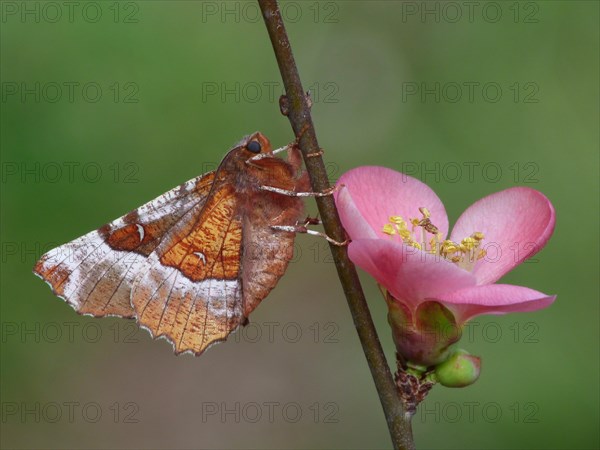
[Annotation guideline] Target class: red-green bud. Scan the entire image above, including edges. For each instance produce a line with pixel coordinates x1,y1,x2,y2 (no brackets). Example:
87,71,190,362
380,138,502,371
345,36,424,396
384,287,461,366
434,349,481,387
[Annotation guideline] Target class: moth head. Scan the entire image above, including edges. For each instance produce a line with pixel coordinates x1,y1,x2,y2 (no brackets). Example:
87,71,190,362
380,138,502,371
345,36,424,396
243,132,272,155
246,140,261,153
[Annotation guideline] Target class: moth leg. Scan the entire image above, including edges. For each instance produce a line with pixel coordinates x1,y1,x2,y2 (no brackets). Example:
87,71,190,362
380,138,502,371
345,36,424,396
293,123,310,145
271,144,292,155
306,149,324,158
246,144,291,168
300,215,322,226
271,225,348,247
259,184,339,198
248,144,290,161
293,121,324,158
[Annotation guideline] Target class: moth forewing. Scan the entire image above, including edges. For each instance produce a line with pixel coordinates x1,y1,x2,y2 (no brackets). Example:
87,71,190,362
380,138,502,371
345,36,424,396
34,132,309,356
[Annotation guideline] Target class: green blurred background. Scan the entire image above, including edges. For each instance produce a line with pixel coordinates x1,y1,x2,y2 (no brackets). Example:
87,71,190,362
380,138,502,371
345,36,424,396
1,1,598,449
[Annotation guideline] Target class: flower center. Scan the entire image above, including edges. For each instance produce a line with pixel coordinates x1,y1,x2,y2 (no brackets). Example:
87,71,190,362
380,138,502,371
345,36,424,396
382,207,486,271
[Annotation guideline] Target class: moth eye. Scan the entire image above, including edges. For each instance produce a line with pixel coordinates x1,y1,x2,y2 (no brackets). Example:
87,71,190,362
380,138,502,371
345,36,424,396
247,140,261,153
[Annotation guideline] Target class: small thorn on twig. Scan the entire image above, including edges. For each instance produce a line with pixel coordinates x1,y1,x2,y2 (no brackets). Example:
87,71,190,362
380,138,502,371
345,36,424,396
305,90,313,109
279,95,290,116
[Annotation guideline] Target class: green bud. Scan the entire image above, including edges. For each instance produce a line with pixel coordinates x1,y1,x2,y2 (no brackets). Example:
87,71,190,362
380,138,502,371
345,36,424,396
434,349,481,388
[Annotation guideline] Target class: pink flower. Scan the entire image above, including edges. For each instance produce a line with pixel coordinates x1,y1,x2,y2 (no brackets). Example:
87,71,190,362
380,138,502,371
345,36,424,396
334,166,556,327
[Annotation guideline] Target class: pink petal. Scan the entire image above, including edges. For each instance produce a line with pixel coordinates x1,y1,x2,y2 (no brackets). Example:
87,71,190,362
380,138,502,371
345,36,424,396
333,185,378,239
432,284,556,323
349,239,476,310
335,166,449,240
450,187,555,285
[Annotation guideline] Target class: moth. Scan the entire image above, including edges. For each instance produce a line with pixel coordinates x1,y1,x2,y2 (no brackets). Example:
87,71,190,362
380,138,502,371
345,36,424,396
34,132,313,355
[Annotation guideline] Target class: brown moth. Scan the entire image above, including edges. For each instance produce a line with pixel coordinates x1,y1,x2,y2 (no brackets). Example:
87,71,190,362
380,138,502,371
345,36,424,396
34,132,309,355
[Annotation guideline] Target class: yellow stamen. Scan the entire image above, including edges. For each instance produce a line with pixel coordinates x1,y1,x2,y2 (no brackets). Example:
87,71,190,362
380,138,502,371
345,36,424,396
399,229,412,241
461,237,478,250
440,240,459,255
381,207,487,273
408,241,422,250
382,224,396,236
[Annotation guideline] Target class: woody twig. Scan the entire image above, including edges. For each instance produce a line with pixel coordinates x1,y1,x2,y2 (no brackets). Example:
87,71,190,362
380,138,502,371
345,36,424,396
257,1,414,449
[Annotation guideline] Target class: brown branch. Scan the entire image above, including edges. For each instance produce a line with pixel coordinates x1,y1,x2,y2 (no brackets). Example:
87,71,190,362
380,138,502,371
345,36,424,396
258,1,414,449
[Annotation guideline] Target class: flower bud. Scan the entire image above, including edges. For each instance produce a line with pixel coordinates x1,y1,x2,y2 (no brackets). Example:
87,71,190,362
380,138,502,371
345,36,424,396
384,288,461,366
434,349,481,387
